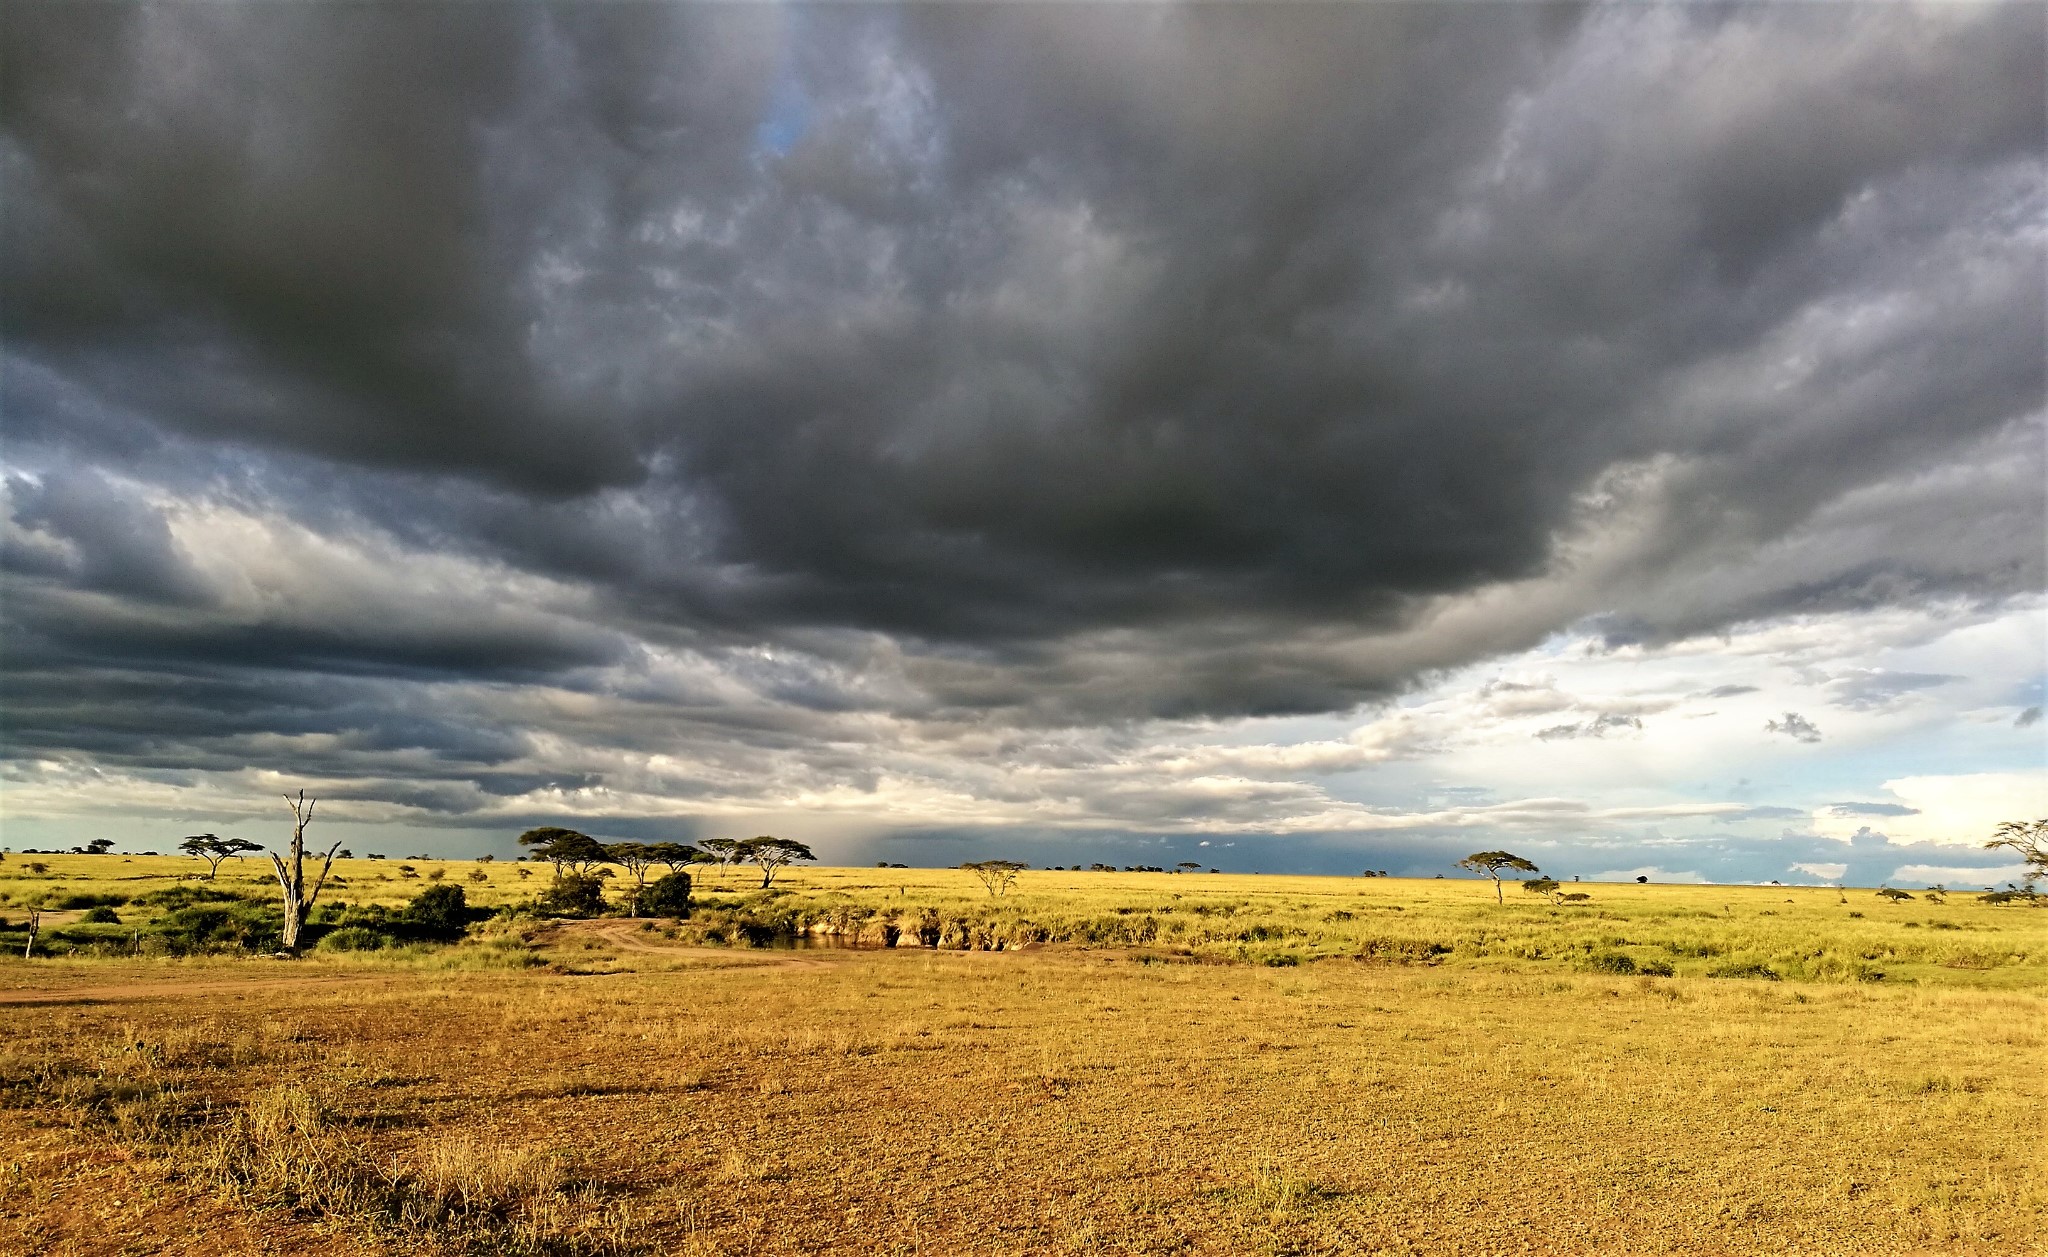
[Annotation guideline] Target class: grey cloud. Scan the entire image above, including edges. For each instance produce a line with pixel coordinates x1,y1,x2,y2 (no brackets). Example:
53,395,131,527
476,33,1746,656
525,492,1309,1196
1827,802,1921,818
1765,712,1823,743
2017,706,2042,728
1535,713,1643,741
0,3,2041,816
1821,669,1961,712
1703,685,1759,699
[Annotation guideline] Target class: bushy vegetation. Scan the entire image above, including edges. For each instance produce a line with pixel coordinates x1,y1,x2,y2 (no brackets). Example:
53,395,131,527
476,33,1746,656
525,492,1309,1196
1,855,2041,987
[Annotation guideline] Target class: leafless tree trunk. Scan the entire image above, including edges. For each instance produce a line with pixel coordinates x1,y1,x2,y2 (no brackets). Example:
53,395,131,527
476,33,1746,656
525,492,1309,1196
23,910,41,959
270,791,342,954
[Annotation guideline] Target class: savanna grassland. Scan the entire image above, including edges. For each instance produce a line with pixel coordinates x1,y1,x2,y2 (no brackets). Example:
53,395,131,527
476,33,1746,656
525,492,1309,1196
1,855,2042,1256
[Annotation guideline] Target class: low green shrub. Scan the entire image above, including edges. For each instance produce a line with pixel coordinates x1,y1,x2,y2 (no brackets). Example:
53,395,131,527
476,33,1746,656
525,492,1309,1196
316,926,388,953
1707,960,1781,981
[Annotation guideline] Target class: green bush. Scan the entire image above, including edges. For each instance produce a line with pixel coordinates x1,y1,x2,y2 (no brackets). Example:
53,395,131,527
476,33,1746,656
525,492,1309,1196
1707,960,1781,981
133,884,248,910
79,906,122,924
534,873,610,919
398,883,474,938
641,871,693,918
316,926,388,953
151,901,284,955
51,892,128,911
1583,952,1638,975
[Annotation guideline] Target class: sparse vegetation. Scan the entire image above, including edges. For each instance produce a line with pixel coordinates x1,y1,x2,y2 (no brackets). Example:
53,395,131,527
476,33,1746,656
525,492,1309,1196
0,890,2038,1255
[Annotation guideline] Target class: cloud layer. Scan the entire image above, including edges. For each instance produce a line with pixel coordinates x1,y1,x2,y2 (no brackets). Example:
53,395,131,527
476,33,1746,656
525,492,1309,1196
3,4,2042,868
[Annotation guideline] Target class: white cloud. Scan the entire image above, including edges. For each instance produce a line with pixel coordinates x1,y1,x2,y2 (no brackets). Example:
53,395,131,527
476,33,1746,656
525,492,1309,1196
1889,864,2030,887
1812,773,2048,847
1790,861,1847,880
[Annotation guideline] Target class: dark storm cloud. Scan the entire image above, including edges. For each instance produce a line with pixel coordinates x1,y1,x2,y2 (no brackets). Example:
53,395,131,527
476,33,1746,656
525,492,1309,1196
2,2,2042,794
2014,706,2042,729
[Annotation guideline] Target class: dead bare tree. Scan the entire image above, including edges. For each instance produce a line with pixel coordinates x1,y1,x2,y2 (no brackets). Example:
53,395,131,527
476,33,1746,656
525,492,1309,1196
269,791,342,954
23,909,41,959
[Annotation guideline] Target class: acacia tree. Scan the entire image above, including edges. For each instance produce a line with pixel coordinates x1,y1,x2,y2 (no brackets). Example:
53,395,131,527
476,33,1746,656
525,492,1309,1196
962,859,1027,896
697,837,741,889
1985,819,2047,886
179,833,263,880
1521,876,1562,905
737,836,816,888
1457,851,1541,904
604,842,663,917
269,791,343,954
646,841,700,876
517,827,608,880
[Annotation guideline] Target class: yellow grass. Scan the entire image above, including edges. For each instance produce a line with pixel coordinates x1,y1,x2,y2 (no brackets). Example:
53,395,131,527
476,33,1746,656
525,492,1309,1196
0,857,2042,1254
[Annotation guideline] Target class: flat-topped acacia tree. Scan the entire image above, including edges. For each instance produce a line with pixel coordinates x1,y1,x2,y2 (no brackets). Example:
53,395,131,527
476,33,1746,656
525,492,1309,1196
517,827,608,880
1457,851,1541,904
179,833,263,880
737,836,816,889
962,859,1027,896
1985,819,2047,885
269,791,342,954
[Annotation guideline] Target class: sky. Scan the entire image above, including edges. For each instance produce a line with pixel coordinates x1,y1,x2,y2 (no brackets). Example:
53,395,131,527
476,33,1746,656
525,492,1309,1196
2,2,2043,887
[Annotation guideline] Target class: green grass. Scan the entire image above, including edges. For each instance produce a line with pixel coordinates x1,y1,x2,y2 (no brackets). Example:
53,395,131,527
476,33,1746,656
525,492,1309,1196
1,854,2040,988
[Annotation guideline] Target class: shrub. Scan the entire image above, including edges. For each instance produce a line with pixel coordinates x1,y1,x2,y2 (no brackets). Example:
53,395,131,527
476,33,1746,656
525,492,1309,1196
642,871,693,919
1707,961,1781,981
151,901,284,955
399,883,475,938
317,926,388,953
79,906,122,924
1583,952,1638,975
52,891,129,911
134,884,248,910
533,873,609,918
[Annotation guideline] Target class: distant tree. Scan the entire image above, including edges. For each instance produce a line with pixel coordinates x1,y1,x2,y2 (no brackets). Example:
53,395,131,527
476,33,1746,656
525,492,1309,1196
179,834,263,880
517,827,608,880
1521,876,1561,904
1984,819,2047,885
398,865,420,879
25,862,48,875
697,838,742,889
467,868,489,883
476,853,494,863
1636,875,1649,884
337,849,353,860
1458,851,1541,904
1177,862,1203,873
516,867,533,880
268,791,343,954
646,841,700,876
1876,887,1914,902
83,838,114,855
963,859,1027,896
737,836,816,889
